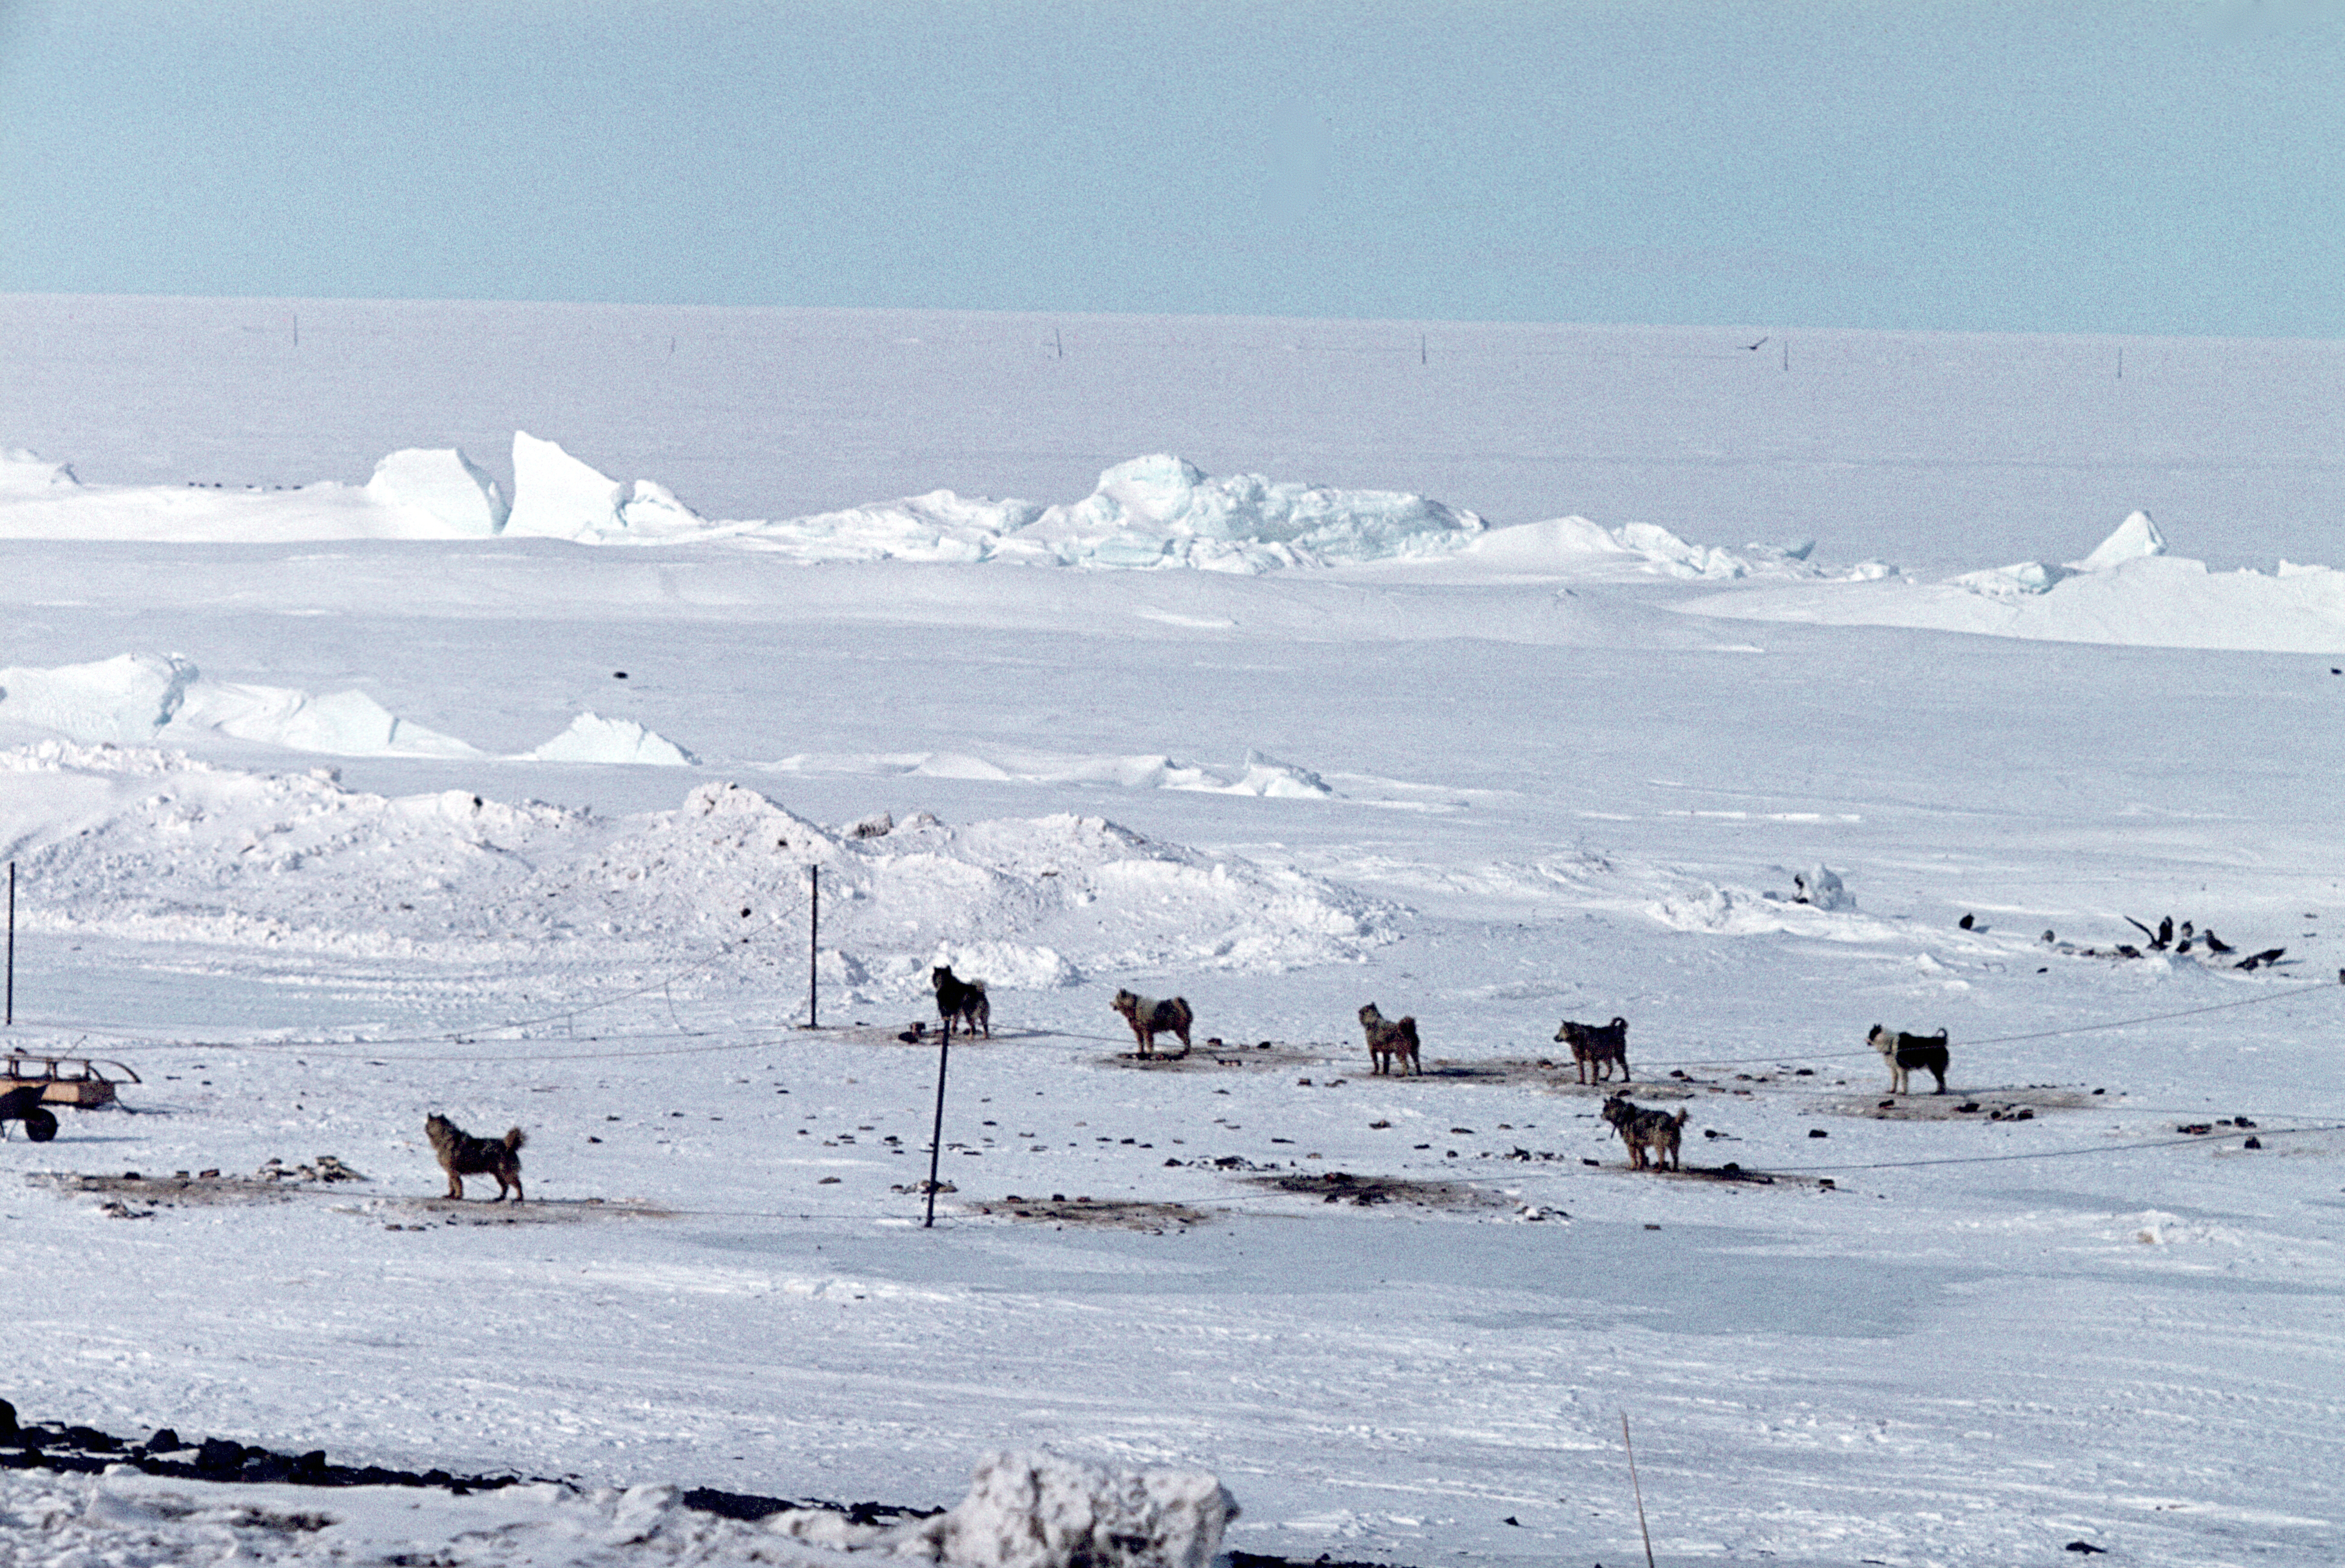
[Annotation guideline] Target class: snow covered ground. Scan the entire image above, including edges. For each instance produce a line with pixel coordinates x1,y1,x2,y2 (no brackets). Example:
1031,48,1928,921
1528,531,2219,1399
0,295,2340,1567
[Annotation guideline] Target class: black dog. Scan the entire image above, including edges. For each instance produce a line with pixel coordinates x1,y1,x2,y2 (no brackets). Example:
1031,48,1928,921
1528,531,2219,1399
932,965,990,1040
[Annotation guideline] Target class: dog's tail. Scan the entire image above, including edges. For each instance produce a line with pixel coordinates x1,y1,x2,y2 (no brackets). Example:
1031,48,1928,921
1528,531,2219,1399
1671,1110,1690,1130
503,1127,527,1152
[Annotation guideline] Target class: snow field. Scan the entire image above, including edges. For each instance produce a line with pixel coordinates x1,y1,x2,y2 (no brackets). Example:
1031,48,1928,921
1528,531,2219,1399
1,297,2343,1567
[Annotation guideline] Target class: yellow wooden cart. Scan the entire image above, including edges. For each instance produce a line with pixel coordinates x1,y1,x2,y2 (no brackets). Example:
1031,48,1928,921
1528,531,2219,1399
3,1053,139,1108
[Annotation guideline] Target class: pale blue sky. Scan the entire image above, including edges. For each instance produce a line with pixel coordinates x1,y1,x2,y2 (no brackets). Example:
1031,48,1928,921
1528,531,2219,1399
2,0,2339,335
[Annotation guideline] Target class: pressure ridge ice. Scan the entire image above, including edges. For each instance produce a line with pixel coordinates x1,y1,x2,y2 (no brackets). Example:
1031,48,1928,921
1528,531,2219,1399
0,434,1835,578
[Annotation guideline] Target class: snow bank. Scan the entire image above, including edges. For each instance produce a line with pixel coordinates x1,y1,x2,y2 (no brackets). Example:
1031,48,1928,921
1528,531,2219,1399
0,751,1388,977
0,653,478,758
770,1452,1237,1568
1685,510,2345,652
527,712,699,765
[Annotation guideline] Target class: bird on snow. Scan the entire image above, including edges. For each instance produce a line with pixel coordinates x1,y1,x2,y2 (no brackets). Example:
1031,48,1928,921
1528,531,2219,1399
1959,913,1975,929
2234,948,2286,971
2203,930,2234,954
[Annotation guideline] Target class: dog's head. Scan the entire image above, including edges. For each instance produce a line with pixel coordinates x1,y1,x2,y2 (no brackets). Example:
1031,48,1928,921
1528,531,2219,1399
424,1113,457,1150
1112,989,1140,1020
1600,1094,1635,1128
1553,1019,1575,1044
1867,1024,1892,1054
1358,1003,1386,1029
931,966,955,991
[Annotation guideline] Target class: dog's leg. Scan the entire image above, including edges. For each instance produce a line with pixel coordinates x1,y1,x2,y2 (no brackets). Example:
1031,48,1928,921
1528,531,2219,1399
447,1172,464,1200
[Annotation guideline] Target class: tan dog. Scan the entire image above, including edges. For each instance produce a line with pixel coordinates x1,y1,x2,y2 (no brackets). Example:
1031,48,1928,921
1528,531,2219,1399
1553,1015,1629,1084
1357,1003,1421,1076
1868,1025,1950,1094
1112,990,1194,1057
1601,1095,1688,1172
425,1114,525,1202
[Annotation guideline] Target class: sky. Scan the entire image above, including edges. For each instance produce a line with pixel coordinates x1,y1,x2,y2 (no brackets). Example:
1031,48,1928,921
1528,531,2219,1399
1,0,2340,337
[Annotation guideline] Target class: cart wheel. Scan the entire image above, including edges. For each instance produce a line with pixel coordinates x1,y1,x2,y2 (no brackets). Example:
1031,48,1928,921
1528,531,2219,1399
24,1109,57,1142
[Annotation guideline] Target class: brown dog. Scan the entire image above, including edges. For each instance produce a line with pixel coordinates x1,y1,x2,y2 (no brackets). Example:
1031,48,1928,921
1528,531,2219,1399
1553,1015,1630,1084
425,1114,525,1202
1867,1024,1950,1094
1112,990,1194,1057
1357,1003,1421,1076
932,965,991,1040
1601,1095,1688,1172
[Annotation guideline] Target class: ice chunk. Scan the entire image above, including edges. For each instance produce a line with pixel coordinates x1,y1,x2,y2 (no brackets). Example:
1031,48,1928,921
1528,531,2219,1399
1952,560,2069,601
2067,510,2165,572
505,431,627,539
363,448,508,535
526,712,699,765
765,1451,1239,1568
0,448,80,495
1793,864,1855,911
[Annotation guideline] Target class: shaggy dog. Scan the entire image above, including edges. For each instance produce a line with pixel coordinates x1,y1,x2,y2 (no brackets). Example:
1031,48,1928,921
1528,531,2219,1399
1553,1015,1630,1084
1868,1024,1950,1095
1601,1095,1689,1172
932,965,991,1040
1112,990,1194,1057
1357,1003,1421,1076
425,1114,525,1202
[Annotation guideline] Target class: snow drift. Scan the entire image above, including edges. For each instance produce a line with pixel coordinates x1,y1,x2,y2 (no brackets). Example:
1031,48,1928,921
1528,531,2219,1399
1683,510,2345,652
1456,514,1892,583
0,653,478,758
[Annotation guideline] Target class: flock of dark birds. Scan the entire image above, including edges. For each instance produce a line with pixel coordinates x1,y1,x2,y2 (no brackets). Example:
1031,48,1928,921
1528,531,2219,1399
1958,909,2288,970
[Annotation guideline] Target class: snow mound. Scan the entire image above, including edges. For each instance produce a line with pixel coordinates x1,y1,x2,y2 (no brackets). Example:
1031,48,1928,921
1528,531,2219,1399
0,653,479,757
0,754,1386,976
364,447,508,535
527,712,699,765
1684,510,2345,653
732,489,1040,563
769,1451,1238,1568
1460,515,1890,582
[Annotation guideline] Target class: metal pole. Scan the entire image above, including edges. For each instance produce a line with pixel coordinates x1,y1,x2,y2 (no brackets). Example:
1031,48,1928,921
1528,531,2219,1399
807,865,819,1029
5,861,13,1028
923,1038,951,1228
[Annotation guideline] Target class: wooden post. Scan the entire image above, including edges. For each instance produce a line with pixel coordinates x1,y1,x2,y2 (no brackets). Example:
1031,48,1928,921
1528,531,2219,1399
923,1037,951,1228
807,865,819,1028
5,861,13,1027
1623,1412,1655,1568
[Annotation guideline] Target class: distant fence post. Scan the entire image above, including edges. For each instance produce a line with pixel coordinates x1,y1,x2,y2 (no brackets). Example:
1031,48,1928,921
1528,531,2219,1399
807,865,819,1028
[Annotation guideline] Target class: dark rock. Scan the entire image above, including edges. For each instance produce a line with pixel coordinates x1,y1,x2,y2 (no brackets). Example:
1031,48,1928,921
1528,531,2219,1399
149,1427,181,1452
196,1437,245,1473
682,1486,794,1521
0,1399,14,1438
2244,1136,2263,1150
63,1425,119,1451
1808,1128,1829,1138
240,1453,296,1483
2064,1544,2108,1556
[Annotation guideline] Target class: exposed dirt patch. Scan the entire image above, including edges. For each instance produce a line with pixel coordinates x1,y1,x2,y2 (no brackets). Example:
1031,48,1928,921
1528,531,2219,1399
955,1195,1213,1230
1815,1085,2095,1121
1094,1040,1333,1072
1244,1169,1500,1210
29,1173,671,1223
